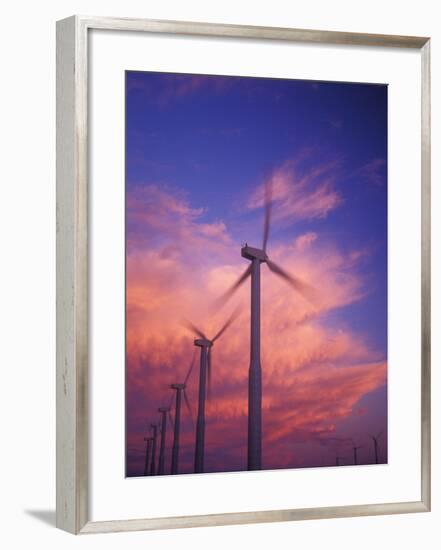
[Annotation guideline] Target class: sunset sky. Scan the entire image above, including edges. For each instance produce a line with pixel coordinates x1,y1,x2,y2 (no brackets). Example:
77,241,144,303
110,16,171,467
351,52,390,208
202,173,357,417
125,71,388,477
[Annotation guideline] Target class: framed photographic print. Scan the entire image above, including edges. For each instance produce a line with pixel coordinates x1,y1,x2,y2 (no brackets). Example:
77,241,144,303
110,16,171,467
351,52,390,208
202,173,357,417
56,16,431,534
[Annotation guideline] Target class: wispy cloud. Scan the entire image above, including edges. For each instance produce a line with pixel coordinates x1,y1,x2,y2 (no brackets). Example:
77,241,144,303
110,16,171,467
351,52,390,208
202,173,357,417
356,158,386,186
127,183,231,253
127,73,232,107
295,232,318,250
247,158,342,224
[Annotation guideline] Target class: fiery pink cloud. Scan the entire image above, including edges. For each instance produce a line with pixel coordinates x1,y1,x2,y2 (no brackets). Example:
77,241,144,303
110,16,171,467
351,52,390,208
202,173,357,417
126,165,387,474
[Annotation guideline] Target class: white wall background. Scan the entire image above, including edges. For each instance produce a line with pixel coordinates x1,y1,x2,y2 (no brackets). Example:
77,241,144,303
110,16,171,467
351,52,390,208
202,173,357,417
0,1,438,548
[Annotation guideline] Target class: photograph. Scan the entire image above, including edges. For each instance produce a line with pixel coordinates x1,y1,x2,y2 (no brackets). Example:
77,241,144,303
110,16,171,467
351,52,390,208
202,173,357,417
125,70,388,477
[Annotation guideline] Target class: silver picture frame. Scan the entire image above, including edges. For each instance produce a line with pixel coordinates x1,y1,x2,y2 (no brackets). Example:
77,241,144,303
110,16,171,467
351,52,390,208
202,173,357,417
56,15,431,535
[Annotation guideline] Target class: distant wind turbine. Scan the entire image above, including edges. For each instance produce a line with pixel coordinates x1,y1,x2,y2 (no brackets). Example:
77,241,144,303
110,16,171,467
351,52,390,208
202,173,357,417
351,439,363,466
143,436,153,476
157,406,173,475
217,175,316,470
336,455,345,466
170,353,196,475
150,423,158,475
185,307,241,473
369,431,383,464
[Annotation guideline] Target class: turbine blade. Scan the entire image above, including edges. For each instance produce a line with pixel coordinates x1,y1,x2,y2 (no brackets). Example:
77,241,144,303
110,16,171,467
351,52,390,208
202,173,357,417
184,349,197,384
266,259,317,303
183,389,194,426
213,265,251,308
182,319,206,340
262,174,273,252
212,305,242,342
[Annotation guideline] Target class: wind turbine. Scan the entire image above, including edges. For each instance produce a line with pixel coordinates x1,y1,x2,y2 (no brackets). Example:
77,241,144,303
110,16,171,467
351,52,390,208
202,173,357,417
351,439,363,466
157,406,173,475
170,353,195,475
217,175,316,470
150,423,158,475
185,307,241,474
336,455,345,466
369,431,383,464
143,436,153,476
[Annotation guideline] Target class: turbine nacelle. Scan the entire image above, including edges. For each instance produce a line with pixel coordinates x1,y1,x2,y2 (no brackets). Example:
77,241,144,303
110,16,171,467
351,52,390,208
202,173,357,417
171,383,185,390
158,406,170,413
194,338,213,348
241,245,268,262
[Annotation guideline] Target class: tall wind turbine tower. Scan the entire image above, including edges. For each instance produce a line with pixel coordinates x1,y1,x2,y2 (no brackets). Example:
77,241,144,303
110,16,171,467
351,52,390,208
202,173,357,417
143,436,153,476
186,308,240,473
217,176,316,470
170,385,184,475
157,406,172,475
170,353,195,475
193,336,210,474
150,423,158,476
